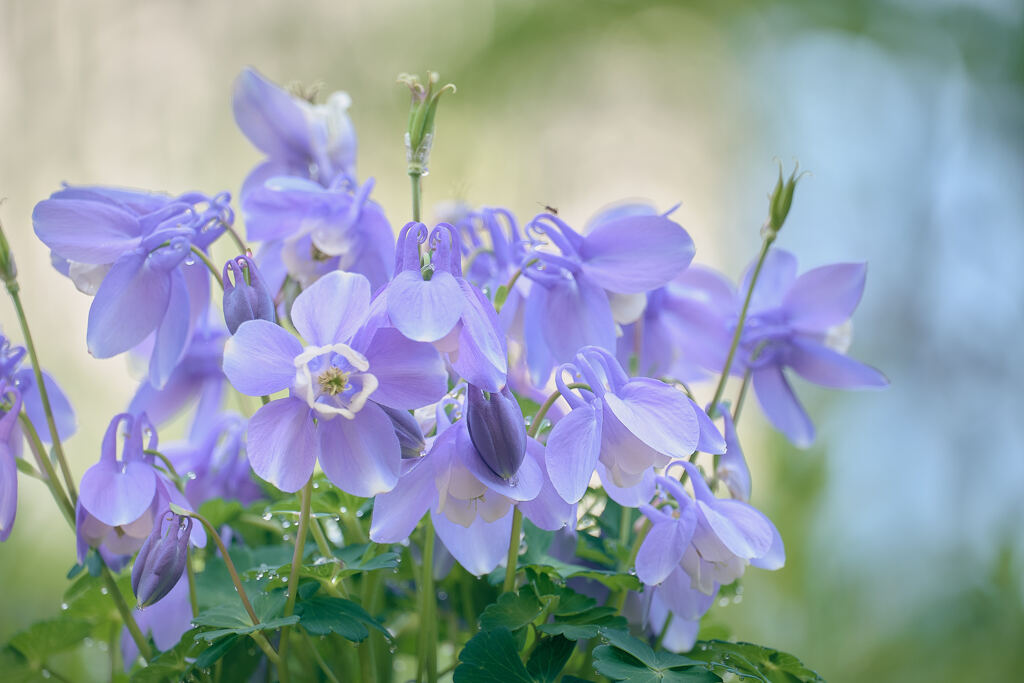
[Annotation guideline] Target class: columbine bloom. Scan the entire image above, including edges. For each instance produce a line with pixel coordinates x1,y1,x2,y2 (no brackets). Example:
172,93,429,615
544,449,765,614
233,66,357,195
370,392,572,576
0,331,76,443
382,223,507,391
545,346,724,504
465,384,526,480
685,249,889,446
636,462,783,596
32,185,232,387
521,205,695,384
0,384,22,541
222,255,275,334
76,413,205,562
131,511,193,608
223,270,448,495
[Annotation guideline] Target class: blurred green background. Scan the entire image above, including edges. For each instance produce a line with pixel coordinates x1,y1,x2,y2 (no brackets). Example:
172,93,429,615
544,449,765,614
1,1,1022,681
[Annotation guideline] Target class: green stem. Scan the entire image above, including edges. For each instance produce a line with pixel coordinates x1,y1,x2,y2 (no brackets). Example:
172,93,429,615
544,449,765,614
305,633,341,683
6,285,78,501
421,517,438,683
100,565,152,662
732,368,753,423
223,223,249,255
145,449,183,487
18,413,74,524
190,246,224,288
654,612,674,650
186,546,199,618
410,172,423,222
528,382,590,439
502,508,524,593
181,508,262,627
708,235,774,415
278,479,313,683
609,519,651,611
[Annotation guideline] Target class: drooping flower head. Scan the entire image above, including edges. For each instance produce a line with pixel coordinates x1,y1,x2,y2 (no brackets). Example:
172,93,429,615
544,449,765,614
131,510,193,608
222,255,275,334
223,270,448,495
33,186,233,388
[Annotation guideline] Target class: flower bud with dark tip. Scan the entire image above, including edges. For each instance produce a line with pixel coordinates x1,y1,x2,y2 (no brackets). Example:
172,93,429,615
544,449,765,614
131,511,192,608
222,255,275,334
379,404,426,459
466,385,526,480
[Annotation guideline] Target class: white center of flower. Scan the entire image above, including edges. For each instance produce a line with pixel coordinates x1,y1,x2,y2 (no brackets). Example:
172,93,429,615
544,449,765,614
294,343,378,420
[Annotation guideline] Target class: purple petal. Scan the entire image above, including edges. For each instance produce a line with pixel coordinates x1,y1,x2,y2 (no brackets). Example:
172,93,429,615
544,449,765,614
246,398,318,492
450,280,508,391
369,457,438,543
783,262,866,331
432,509,513,576
19,370,76,443
580,215,695,294
386,270,464,342
459,425,542,502
79,460,157,527
636,517,693,586
691,398,726,455
0,445,16,541
788,337,888,389
291,270,371,346
538,276,616,362
232,68,311,163
752,365,814,447
519,439,575,531
223,320,302,396
750,514,786,570
698,498,775,561
86,252,170,358
741,249,798,313
598,463,655,508
317,402,402,497
157,478,207,548
716,410,751,502
148,269,191,389
358,328,447,410
603,379,699,459
32,198,142,264
658,567,716,620
545,402,603,504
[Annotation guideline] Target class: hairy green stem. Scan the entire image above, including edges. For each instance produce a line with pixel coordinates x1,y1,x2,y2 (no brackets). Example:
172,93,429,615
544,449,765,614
6,285,78,501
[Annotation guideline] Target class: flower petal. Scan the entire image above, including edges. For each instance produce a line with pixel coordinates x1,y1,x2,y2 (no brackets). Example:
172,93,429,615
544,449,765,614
598,462,655,508
386,270,464,342
580,215,695,294
741,249,798,314
519,439,575,531
636,517,693,587
545,402,603,504
86,252,171,358
32,198,142,264
788,337,889,389
317,402,401,497
246,397,318,493
783,262,867,331
19,370,76,443
698,499,775,561
752,366,814,447
369,457,438,543
459,425,542,502
603,379,699,459
450,280,508,391
539,276,616,362
148,269,191,389
232,67,312,163
223,320,302,396
0,445,17,541
358,328,447,410
79,460,157,527
432,508,512,576
290,270,371,346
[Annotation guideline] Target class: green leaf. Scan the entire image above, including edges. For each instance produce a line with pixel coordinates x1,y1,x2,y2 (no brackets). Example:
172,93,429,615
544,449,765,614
593,630,721,683
198,499,243,528
480,591,543,632
193,634,240,669
687,641,825,683
537,605,627,641
129,628,206,683
191,590,299,641
453,628,534,683
0,648,39,683
525,635,575,682
9,617,91,663
295,594,391,643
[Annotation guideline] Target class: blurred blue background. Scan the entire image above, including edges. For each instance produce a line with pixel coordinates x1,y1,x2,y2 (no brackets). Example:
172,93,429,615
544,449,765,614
1,1,1021,681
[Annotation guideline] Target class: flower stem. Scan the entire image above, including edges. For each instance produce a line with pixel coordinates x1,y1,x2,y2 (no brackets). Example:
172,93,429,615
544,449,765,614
305,633,341,683
100,564,152,662
186,546,199,618
189,246,224,289
410,173,423,222
707,234,774,416
6,284,78,501
223,223,249,255
732,368,753,423
529,382,590,439
420,517,438,683
502,508,524,593
609,518,651,611
18,413,74,524
278,478,313,683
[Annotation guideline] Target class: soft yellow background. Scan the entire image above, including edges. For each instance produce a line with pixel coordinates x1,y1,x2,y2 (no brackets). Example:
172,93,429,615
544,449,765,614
1,1,1022,681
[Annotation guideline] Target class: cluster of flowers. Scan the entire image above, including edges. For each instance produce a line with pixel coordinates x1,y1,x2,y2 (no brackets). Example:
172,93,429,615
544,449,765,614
1,66,886,666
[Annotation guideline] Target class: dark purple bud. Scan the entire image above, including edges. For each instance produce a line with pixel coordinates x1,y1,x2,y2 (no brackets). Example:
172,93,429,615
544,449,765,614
222,255,275,334
379,404,426,459
466,385,526,480
131,511,192,608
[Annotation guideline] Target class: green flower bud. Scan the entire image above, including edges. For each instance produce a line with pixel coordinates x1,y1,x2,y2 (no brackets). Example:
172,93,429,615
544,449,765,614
0,219,17,288
766,162,805,237
398,71,456,177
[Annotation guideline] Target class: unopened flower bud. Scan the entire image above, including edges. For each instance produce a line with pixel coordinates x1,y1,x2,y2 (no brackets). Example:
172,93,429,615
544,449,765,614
0,220,18,288
398,71,455,177
131,511,192,608
379,404,426,459
466,385,526,480
222,255,275,334
766,162,804,237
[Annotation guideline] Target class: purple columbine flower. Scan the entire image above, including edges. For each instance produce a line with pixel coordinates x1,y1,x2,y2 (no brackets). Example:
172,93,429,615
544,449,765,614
32,185,232,388
131,510,193,608
382,223,508,391
370,391,572,576
0,331,76,443
222,254,275,334
465,384,527,480
243,177,395,292
636,462,783,596
222,270,448,495
0,384,23,541
76,413,206,563
520,204,695,385
233,67,358,196
683,249,889,447
713,406,751,502
545,346,724,504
